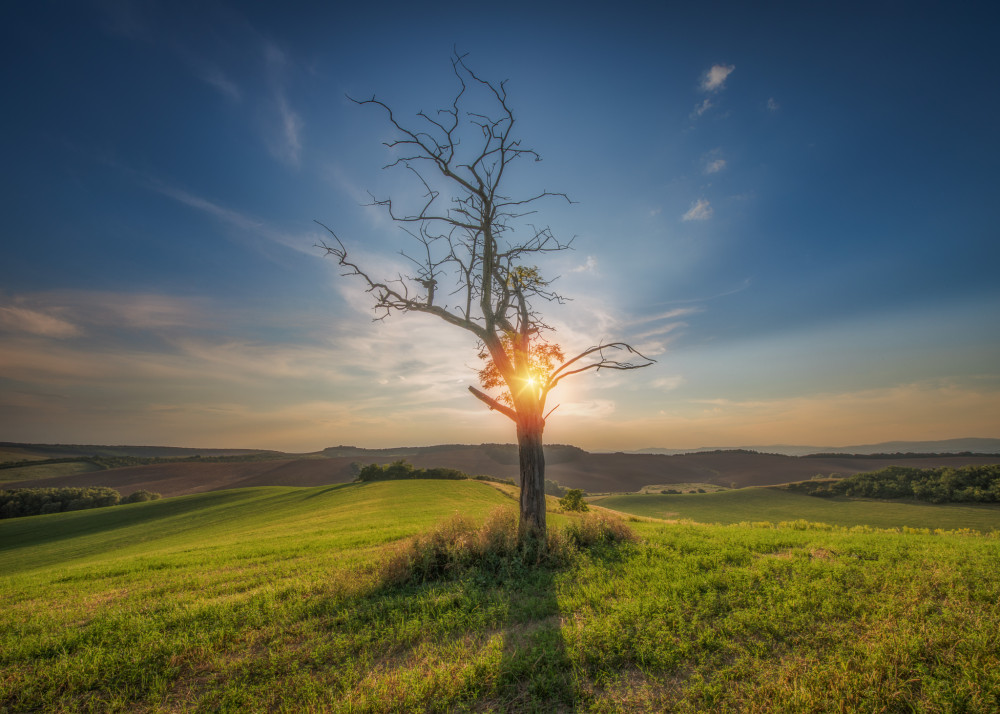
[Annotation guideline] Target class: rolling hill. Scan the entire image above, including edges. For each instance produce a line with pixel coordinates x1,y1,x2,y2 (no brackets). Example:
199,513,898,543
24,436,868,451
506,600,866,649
4,441,999,497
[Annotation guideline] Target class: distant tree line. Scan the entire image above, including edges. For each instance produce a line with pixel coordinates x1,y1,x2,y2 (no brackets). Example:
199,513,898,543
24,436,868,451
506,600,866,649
803,451,999,459
0,487,161,519
790,465,1000,503
355,460,516,486
352,459,565,494
0,452,291,472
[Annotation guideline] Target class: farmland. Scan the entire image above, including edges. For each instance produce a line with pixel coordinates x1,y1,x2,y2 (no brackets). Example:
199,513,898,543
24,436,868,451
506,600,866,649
594,487,1000,532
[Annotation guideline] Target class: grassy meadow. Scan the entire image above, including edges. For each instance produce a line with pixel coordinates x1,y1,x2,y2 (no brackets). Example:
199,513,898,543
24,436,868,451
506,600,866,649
2,480,999,712
594,487,1000,532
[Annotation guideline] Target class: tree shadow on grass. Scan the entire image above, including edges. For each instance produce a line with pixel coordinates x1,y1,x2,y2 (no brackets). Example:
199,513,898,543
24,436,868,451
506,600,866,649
291,545,599,710
185,511,637,712
306,559,575,710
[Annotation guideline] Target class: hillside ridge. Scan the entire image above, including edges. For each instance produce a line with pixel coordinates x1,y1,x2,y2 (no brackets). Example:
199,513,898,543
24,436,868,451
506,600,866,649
4,441,998,498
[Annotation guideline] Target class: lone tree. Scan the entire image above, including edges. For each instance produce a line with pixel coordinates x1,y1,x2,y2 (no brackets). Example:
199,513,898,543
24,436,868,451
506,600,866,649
319,53,653,549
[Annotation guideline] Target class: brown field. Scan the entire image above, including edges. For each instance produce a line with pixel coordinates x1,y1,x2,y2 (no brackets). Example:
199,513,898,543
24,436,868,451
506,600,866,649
5,443,998,497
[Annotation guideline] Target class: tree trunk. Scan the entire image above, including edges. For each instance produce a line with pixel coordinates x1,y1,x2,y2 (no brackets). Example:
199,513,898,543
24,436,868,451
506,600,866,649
516,412,546,549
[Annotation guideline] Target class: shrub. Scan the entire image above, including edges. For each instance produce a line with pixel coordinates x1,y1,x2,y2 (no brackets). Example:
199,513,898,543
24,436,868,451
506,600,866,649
124,490,161,503
563,511,638,547
559,488,589,512
544,479,566,497
382,507,636,585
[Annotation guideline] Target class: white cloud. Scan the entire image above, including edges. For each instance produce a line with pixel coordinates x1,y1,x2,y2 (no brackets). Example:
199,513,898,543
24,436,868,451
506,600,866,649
570,256,598,273
682,199,713,221
701,64,735,92
706,159,726,174
767,97,780,112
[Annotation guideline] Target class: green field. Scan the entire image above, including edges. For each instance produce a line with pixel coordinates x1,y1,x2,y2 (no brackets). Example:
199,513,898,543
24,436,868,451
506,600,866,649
0,460,103,483
594,487,1000,531
3,480,999,712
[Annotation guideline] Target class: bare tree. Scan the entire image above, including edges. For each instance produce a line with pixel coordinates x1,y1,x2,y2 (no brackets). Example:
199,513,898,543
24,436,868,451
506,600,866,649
319,53,653,549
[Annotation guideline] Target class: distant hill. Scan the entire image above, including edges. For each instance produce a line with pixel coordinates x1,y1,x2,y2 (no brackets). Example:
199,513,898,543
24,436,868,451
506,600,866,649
630,438,1000,457
0,442,278,461
3,440,999,497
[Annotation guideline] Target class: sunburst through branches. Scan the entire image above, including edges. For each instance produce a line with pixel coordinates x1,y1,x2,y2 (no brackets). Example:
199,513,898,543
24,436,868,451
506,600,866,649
478,337,565,406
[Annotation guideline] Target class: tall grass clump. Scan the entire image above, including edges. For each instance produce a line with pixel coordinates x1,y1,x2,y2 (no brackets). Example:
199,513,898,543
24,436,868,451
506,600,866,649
383,506,636,584
562,510,638,547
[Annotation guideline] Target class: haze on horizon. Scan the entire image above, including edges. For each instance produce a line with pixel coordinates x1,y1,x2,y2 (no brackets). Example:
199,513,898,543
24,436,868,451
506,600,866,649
1,1,998,453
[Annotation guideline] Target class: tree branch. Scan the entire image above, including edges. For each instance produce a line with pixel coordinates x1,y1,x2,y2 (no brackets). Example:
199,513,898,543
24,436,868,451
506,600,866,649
468,385,517,421
545,342,656,394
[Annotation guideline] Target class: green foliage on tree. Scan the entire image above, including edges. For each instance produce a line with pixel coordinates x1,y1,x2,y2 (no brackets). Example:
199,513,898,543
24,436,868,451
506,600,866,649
559,488,589,512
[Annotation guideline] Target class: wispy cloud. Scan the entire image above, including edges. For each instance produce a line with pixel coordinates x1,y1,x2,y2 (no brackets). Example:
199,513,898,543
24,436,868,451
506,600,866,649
651,375,685,391
1,291,208,335
629,307,702,327
0,306,81,338
704,155,726,174
148,180,262,232
139,173,317,256
767,97,780,112
570,256,598,273
701,64,735,92
197,63,241,101
264,42,302,166
691,98,713,118
548,379,1000,452
682,199,713,221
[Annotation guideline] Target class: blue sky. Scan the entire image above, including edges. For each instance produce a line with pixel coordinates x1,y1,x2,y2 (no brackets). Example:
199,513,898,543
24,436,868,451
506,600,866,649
1,0,997,451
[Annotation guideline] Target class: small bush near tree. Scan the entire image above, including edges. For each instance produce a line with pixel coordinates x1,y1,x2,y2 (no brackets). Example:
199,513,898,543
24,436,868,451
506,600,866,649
559,488,589,512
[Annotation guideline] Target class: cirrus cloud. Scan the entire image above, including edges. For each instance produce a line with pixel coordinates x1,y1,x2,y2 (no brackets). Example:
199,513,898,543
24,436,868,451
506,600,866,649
682,199,713,221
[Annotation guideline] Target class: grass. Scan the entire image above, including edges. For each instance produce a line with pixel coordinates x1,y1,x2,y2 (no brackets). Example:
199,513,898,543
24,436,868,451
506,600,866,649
594,487,1000,531
2,480,999,712
0,460,103,483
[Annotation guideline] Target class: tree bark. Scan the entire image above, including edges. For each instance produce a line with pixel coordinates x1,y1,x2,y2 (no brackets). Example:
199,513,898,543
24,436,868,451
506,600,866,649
516,412,546,548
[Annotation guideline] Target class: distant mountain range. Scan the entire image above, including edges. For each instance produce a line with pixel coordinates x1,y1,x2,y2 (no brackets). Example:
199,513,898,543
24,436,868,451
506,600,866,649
628,438,1000,457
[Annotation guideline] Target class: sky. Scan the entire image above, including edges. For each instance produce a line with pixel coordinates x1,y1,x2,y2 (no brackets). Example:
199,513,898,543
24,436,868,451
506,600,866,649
1,0,998,452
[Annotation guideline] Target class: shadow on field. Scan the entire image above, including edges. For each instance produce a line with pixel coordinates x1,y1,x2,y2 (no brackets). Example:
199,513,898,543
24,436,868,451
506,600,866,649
281,509,640,710
321,559,576,710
